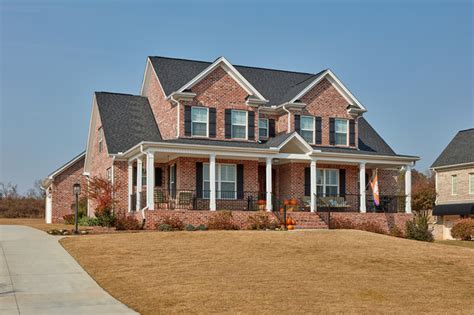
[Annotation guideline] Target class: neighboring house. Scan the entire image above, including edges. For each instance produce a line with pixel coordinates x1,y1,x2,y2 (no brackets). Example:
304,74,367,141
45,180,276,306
431,128,474,240
44,56,419,227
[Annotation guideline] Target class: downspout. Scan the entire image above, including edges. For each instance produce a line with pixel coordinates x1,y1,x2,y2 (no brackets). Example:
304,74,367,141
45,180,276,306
170,94,180,138
139,145,149,224
282,105,291,133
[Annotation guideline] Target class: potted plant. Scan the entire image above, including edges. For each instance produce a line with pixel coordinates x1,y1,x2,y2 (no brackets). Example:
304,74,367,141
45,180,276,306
257,199,266,211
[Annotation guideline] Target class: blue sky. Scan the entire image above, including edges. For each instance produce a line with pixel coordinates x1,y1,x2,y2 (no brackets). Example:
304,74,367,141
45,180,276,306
1,0,473,193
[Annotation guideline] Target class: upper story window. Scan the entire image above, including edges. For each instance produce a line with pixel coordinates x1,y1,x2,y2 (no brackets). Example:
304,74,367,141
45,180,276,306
316,169,339,196
98,127,103,153
106,167,112,182
231,110,247,139
259,118,268,138
203,163,236,199
451,174,458,195
300,116,315,144
469,173,474,195
191,107,208,137
335,119,348,146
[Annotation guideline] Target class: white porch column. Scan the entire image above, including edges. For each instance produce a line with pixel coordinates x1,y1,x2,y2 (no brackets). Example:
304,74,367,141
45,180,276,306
405,164,412,213
209,153,216,211
310,159,317,212
136,157,143,210
359,162,366,213
146,152,155,210
266,157,272,212
128,162,133,211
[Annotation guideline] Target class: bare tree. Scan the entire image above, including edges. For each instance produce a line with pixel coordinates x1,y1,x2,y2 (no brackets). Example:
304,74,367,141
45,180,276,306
0,182,19,199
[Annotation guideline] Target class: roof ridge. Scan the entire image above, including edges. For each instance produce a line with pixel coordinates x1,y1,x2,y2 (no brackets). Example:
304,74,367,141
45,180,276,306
458,127,474,133
149,55,322,76
95,91,147,98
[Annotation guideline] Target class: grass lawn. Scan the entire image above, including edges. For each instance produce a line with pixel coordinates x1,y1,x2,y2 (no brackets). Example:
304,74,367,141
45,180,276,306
61,230,474,314
0,218,72,231
436,240,474,249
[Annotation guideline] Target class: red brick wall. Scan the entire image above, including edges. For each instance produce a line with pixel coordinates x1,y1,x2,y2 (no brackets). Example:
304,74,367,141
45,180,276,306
113,160,128,215
51,157,86,223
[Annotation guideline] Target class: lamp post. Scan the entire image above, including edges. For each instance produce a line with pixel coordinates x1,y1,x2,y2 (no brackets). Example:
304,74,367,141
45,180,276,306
73,183,81,234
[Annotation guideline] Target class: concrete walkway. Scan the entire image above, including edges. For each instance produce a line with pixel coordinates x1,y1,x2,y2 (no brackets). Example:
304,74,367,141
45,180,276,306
0,225,137,314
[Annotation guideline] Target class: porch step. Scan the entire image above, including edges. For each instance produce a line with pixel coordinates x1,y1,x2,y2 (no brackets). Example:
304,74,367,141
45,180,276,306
283,212,328,229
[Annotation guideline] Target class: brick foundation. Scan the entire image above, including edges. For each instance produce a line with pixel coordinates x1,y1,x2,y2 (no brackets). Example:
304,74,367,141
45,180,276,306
329,212,413,234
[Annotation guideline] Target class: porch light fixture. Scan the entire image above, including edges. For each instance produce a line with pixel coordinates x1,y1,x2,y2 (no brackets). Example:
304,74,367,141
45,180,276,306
73,183,81,234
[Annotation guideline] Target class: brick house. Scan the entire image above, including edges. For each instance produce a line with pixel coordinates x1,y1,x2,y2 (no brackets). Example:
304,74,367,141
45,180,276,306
44,56,419,228
431,128,474,240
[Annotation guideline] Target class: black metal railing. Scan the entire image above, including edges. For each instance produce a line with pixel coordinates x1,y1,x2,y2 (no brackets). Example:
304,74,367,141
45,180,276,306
315,193,406,213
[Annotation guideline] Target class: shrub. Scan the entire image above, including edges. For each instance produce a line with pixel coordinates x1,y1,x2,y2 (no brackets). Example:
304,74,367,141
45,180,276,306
207,211,239,230
63,214,75,224
330,217,355,229
95,208,116,227
185,224,196,231
390,225,404,238
451,219,474,240
330,217,386,235
0,198,44,218
358,221,386,235
197,224,207,231
247,213,276,230
116,216,141,231
159,216,185,231
157,223,172,231
405,210,434,242
78,216,99,226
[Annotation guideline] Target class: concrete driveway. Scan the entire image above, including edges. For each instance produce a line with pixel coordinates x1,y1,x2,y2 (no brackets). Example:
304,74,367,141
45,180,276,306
0,225,137,314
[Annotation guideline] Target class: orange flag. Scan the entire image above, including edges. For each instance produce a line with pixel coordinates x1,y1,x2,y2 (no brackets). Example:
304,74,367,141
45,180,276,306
370,171,380,206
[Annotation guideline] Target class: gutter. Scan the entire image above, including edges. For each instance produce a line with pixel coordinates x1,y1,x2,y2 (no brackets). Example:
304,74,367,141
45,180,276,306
169,94,180,138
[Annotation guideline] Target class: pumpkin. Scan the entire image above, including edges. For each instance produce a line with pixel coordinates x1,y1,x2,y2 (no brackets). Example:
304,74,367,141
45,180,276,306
287,225,294,230
283,199,290,206
286,218,292,225
290,198,298,205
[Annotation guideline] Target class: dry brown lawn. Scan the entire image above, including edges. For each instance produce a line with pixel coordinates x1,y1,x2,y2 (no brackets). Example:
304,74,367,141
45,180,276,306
436,240,474,249
0,218,72,231
60,230,474,314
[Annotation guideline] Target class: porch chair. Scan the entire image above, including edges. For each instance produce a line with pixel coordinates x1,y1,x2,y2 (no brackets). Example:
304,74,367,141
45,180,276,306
177,191,194,207
317,196,348,209
154,189,169,209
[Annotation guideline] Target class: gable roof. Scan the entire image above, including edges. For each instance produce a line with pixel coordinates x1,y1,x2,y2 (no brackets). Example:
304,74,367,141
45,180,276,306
48,151,85,178
431,128,474,168
149,56,326,106
95,92,162,154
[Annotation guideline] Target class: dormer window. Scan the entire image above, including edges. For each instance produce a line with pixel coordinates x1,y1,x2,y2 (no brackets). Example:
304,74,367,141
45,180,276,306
191,107,209,137
335,119,348,146
300,116,315,144
259,118,268,138
231,110,247,139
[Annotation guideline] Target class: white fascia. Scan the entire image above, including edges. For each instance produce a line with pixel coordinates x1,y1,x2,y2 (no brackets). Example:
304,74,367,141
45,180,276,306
271,132,314,154
290,69,367,112
176,56,268,102
312,151,419,166
431,162,474,171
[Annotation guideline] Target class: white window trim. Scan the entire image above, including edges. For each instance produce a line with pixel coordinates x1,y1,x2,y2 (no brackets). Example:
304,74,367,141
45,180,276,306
169,164,176,194
316,168,339,197
231,110,248,140
191,106,209,138
469,173,474,195
301,116,315,144
451,174,457,195
334,118,349,146
203,163,237,200
259,118,269,138
98,127,103,153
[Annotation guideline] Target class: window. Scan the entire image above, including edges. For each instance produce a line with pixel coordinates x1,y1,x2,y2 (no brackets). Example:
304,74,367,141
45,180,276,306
300,116,315,144
335,119,348,145
203,163,237,199
142,166,147,186
451,175,457,195
469,173,474,195
231,110,247,139
191,107,208,137
98,127,103,153
106,167,112,182
316,169,339,196
259,118,268,138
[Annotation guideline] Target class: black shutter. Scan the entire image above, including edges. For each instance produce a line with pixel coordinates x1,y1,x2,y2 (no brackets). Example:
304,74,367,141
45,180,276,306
184,106,192,136
315,116,322,144
295,114,301,133
304,167,310,196
209,108,216,138
174,164,177,190
196,162,203,198
248,111,255,140
155,167,162,187
237,164,244,199
225,109,232,139
132,166,137,185
349,119,356,146
339,169,346,197
269,119,275,137
329,118,335,145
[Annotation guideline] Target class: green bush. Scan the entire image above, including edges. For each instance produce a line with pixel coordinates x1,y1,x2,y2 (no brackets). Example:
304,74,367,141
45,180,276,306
95,208,116,227
207,211,239,230
78,216,99,226
116,216,141,231
197,224,207,231
185,224,196,231
405,211,434,242
451,219,474,240
156,223,172,231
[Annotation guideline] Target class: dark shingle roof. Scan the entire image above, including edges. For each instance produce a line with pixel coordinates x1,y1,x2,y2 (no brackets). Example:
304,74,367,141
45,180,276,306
148,56,325,106
95,92,162,154
431,128,474,168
